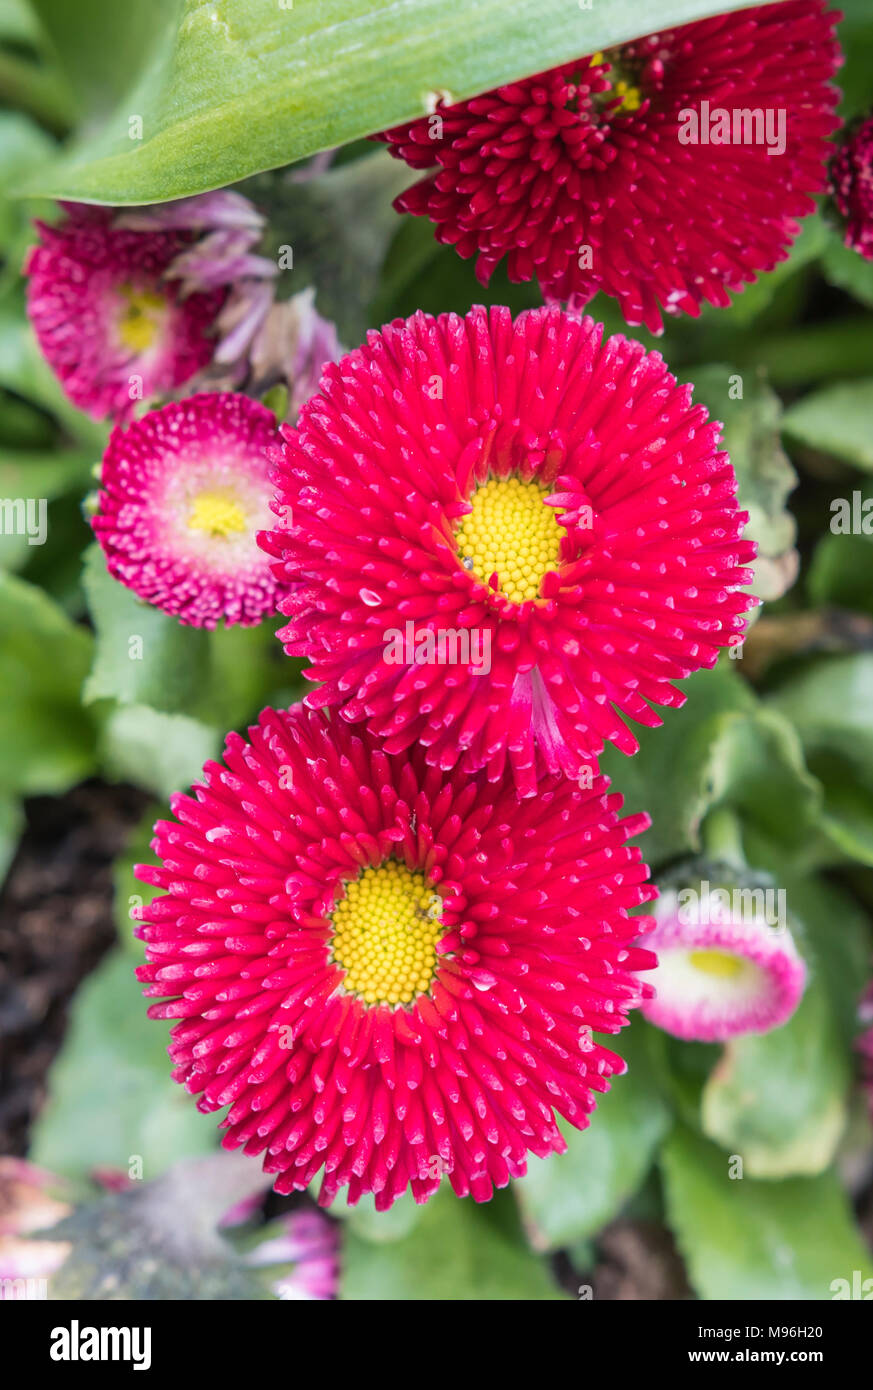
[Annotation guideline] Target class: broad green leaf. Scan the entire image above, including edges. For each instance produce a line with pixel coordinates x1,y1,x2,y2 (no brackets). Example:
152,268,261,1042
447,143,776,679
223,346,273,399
23,0,783,205
83,545,288,729
82,544,212,714
782,380,873,471
700,866,869,1176
689,365,798,603
514,1021,671,1251
340,1186,566,1300
0,571,97,793
600,665,821,868
660,1127,873,1300
768,654,873,782
808,524,873,619
98,703,222,798
701,978,848,1178
821,228,873,311
30,949,216,1181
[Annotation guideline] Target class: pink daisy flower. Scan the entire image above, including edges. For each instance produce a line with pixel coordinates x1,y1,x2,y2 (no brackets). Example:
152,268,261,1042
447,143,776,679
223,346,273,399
260,305,756,796
375,0,841,332
831,112,873,262
641,874,806,1042
134,704,655,1209
25,203,227,421
92,392,286,628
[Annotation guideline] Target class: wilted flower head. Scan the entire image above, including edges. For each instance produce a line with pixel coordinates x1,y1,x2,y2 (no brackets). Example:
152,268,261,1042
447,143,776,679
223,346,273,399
0,1159,71,1298
831,112,873,262
92,391,286,628
134,704,655,1209
376,0,841,332
641,865,806,1042
25,201,233,421
261,304,755,796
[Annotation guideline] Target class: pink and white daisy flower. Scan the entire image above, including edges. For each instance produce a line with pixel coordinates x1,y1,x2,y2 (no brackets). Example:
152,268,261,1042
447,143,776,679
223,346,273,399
92,392,286,628
641,875,806,1041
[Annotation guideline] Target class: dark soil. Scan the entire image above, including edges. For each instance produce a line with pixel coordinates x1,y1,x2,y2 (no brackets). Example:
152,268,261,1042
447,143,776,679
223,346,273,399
0,782,148,1157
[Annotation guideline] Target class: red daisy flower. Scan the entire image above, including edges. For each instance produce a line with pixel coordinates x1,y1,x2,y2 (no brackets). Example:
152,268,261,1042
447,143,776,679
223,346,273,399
92,392,286,628
25,204,226,421
260,305,756,796
831,112,873,261
375,0,841,332
134,704,655,1209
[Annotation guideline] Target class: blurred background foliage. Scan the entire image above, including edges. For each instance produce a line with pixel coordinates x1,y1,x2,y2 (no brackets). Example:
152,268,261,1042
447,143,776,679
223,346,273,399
1,0,872,1300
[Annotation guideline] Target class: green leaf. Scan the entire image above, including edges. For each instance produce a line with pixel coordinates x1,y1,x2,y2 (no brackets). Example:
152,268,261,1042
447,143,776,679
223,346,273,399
661,1127,873,1300
97,703,222,799
30,950,216,1181
600,665,821,868
821,226,873,311
689,365,798,603
768,654,873,781
340,1186,566,1300
701,977,848,1179
22,0,781,205
808,521,873,619
82,544,212,714
0,571,97,794
0,309,107,450
513,1021,671,1251
782,380,873,471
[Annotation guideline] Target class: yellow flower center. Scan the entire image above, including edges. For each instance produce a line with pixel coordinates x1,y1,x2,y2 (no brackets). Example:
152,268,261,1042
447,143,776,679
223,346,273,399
689,949,745,980
187,489,248,538
591,51,642,113
454,475,563,605
117,285,167,353
330,861,443,1007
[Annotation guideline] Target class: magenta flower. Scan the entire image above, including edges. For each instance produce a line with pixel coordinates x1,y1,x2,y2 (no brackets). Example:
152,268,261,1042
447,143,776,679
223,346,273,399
134,704,655,1209
376,1,841,332
25,203,226,421
831,112,873,261
641,876,806,1042
261,305,756,796
92,392,286,628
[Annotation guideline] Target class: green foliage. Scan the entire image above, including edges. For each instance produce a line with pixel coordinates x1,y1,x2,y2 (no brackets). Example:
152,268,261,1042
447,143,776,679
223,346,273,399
22,0,775,205
513,1021,671,1250
340,1187,567,1300
661,1128,873,1300
783,380,873,471
30,950,217,1180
